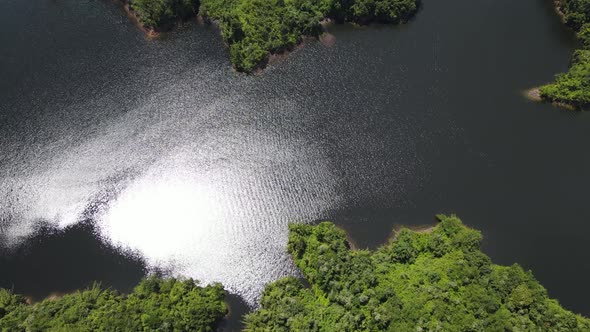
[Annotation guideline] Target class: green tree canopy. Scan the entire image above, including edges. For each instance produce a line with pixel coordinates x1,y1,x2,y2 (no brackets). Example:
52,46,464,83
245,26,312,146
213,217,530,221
200,0,417,71
129,0,199,28
125,0,417,72
0,276,227,332
541,0,590,108
245,215,590,331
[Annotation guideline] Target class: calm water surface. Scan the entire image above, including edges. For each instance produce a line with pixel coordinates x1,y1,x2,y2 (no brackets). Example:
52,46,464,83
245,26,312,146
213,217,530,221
1,0,589,328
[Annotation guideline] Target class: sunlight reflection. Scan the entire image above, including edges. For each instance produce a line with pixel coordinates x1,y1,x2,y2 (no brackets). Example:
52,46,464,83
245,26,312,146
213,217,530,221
100,174,222,269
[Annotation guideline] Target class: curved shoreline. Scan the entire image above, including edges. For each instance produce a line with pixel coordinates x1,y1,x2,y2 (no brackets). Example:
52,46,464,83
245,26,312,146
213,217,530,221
114,0,160,38
114,0,416,73
114,0,200,39
335,221,437,252
532,0,590,110
523,87,578,110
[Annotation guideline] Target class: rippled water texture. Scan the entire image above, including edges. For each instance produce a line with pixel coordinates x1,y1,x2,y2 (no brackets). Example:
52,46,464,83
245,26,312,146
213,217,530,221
2,0,590,317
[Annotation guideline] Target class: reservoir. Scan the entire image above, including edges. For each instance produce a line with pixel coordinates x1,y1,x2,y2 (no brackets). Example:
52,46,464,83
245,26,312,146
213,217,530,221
1,0,588,328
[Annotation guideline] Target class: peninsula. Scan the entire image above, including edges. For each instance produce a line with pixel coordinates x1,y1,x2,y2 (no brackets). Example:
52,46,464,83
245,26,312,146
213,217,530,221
120,0,418,72
246,215,590,331
539,0,590,109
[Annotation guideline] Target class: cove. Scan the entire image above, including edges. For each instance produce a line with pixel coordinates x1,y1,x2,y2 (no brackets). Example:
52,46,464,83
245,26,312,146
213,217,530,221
1,0,589,330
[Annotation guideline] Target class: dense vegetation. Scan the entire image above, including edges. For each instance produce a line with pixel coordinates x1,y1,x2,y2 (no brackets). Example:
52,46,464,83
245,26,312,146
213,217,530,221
0,276,226,331
124,0,417,72
540,0,590,108
127,0,199,29
199,0,417,71
245,215,590,331
3,216,587,331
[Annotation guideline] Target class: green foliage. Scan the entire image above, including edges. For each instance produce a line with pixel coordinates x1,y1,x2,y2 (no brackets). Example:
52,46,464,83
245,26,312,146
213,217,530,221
540,49,590,106
560,0,590,30
0,276,227,332
542,0,590,107
200,0,417,72
129,0,199,29
124,0,416,71
245,215,590,331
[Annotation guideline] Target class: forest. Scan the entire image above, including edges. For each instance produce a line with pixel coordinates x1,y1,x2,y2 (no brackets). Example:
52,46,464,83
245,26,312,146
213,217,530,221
0,277,226,331
245,215,590,331
540,0,590,108
127,0,199,29
2,216,588,331
125,0,417,72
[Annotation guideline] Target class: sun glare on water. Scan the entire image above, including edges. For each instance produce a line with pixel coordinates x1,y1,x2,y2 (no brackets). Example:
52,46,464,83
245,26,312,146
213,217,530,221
100,174,224,272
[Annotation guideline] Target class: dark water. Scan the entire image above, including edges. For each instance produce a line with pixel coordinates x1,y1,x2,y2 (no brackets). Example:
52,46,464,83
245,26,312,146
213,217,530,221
1,0,588,329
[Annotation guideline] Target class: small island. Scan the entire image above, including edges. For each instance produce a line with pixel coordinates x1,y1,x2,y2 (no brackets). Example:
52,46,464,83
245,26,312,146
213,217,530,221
120,0,418,72
538,0,590,109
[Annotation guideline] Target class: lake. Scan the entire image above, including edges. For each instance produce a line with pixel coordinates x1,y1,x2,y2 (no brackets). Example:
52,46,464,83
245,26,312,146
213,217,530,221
1,0,588,329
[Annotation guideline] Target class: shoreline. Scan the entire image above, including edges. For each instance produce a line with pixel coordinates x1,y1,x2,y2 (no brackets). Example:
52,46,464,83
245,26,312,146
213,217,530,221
115,1,414,73
114,0,201,39
386,224,435,244
553,0,567,24
195,16,316,75
335,222,436,252
523,87,543,102
523,87,578,110
247,19,411,74
114,3,329,74
259,35,329,74
114,0,161,38
533,0,587,111
24,291,65,305
338,225,360,250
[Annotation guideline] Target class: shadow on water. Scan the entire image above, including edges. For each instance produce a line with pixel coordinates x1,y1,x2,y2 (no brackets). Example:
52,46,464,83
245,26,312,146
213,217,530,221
219,293,249,332
0,219,250,330
0,219,147,301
